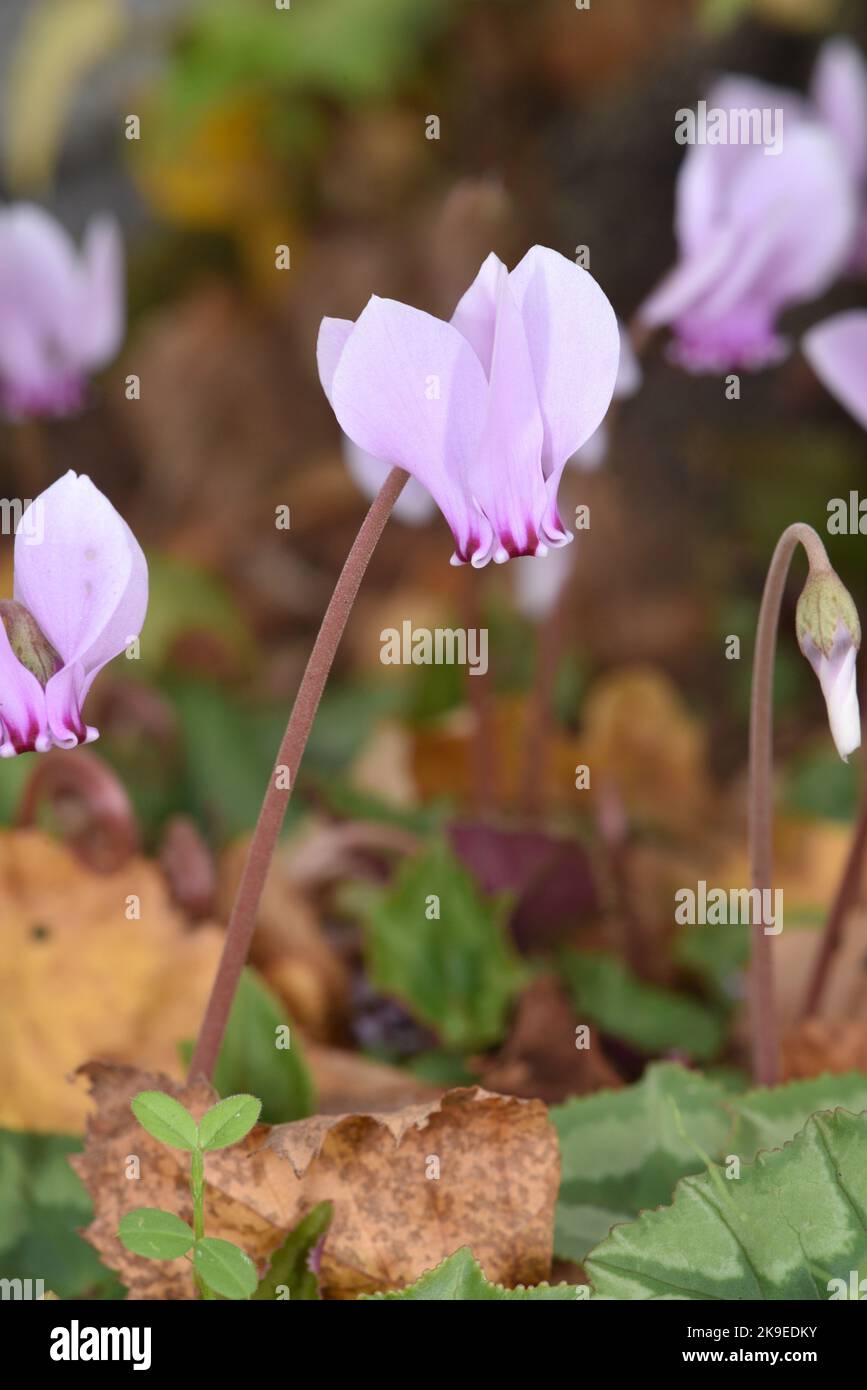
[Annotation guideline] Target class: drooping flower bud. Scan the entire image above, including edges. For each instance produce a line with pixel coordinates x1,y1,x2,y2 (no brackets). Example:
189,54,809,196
0,599,62,686
796,569,861,760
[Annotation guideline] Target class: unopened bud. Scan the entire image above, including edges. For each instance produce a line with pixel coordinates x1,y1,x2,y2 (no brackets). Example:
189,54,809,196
0,600,63,687
796,570,861,761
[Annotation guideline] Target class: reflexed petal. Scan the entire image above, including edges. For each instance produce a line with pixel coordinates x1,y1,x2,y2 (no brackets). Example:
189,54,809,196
0,620,51,755
0,204,122,414
316,317,354,402
0,309,83,416
724,124,856,308
449,251,503,375
639,226,740,327
342,435,436,524
810,37,867,184
509,246,620,471
75,214,125,367
803,629,861,762
44,662,95,750
329,295,492,563
13,472,147,685
0,204,81,328
468,261,547,561
803,310,867,432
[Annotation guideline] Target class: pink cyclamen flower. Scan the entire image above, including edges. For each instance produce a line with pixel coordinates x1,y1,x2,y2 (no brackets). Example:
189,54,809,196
640,54,861,372
318,246,620,565
0,471,147,755
0,203,124,418
570,319,642,470
803,310,867,432
810,38,867,272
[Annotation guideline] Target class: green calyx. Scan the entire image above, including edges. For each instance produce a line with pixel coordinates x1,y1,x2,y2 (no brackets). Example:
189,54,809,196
796,570,861,658
0,600,63,686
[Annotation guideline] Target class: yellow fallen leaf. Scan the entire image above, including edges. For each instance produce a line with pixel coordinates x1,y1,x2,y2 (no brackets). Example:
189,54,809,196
0,830,224,1132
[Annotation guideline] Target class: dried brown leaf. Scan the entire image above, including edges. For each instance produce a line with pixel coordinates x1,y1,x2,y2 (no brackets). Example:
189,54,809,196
74,1064,559,1299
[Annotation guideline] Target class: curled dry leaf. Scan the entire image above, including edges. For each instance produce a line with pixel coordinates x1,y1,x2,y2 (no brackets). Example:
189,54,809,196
74,1064,559,1300
0,831,224,1132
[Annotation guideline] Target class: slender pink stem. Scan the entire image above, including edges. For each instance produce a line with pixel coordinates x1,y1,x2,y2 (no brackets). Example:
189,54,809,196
190,467,407,1079
748,523,830,1085
800,654,867,1018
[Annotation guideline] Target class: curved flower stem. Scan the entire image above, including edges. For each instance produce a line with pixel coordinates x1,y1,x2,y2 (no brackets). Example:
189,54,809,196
800,793,867,1018
800,653,867,1018
749,522,830,1085
190,466,408,1081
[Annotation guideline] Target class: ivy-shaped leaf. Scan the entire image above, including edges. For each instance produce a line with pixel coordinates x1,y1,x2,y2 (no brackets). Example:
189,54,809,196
728,1073,867,1158
552,1064,733,1261
586,1110,867,1299
360,1247,580,1301
362,841,526,1051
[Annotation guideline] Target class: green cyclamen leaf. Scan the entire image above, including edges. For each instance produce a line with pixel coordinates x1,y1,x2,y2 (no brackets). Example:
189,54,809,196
0,1129,120,1299
362,839,526,1051
360,1247,580,1301
586,1109,867,1299
198,1094,262,1151
552,1063,734,1262
213,968,314,1124
130,1091,199,1151
253,1202,332,1301
728,1073,867,1158
194,1237,258,1300
552,1066,867,1264
559,950,725,1062
118,1208,194,1261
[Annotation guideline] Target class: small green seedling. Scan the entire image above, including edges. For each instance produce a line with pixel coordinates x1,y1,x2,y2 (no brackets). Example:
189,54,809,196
118,1090,262,1299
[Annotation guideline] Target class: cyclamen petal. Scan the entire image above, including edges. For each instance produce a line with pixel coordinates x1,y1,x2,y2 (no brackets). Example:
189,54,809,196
570,319,642,470
0,203,125,418
0,621,52,757
802,627,861,762
342,436,436,525
0,472,147,755
321,247,619,565
803,310,867,433
810,37,867,186
641,59,860,373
